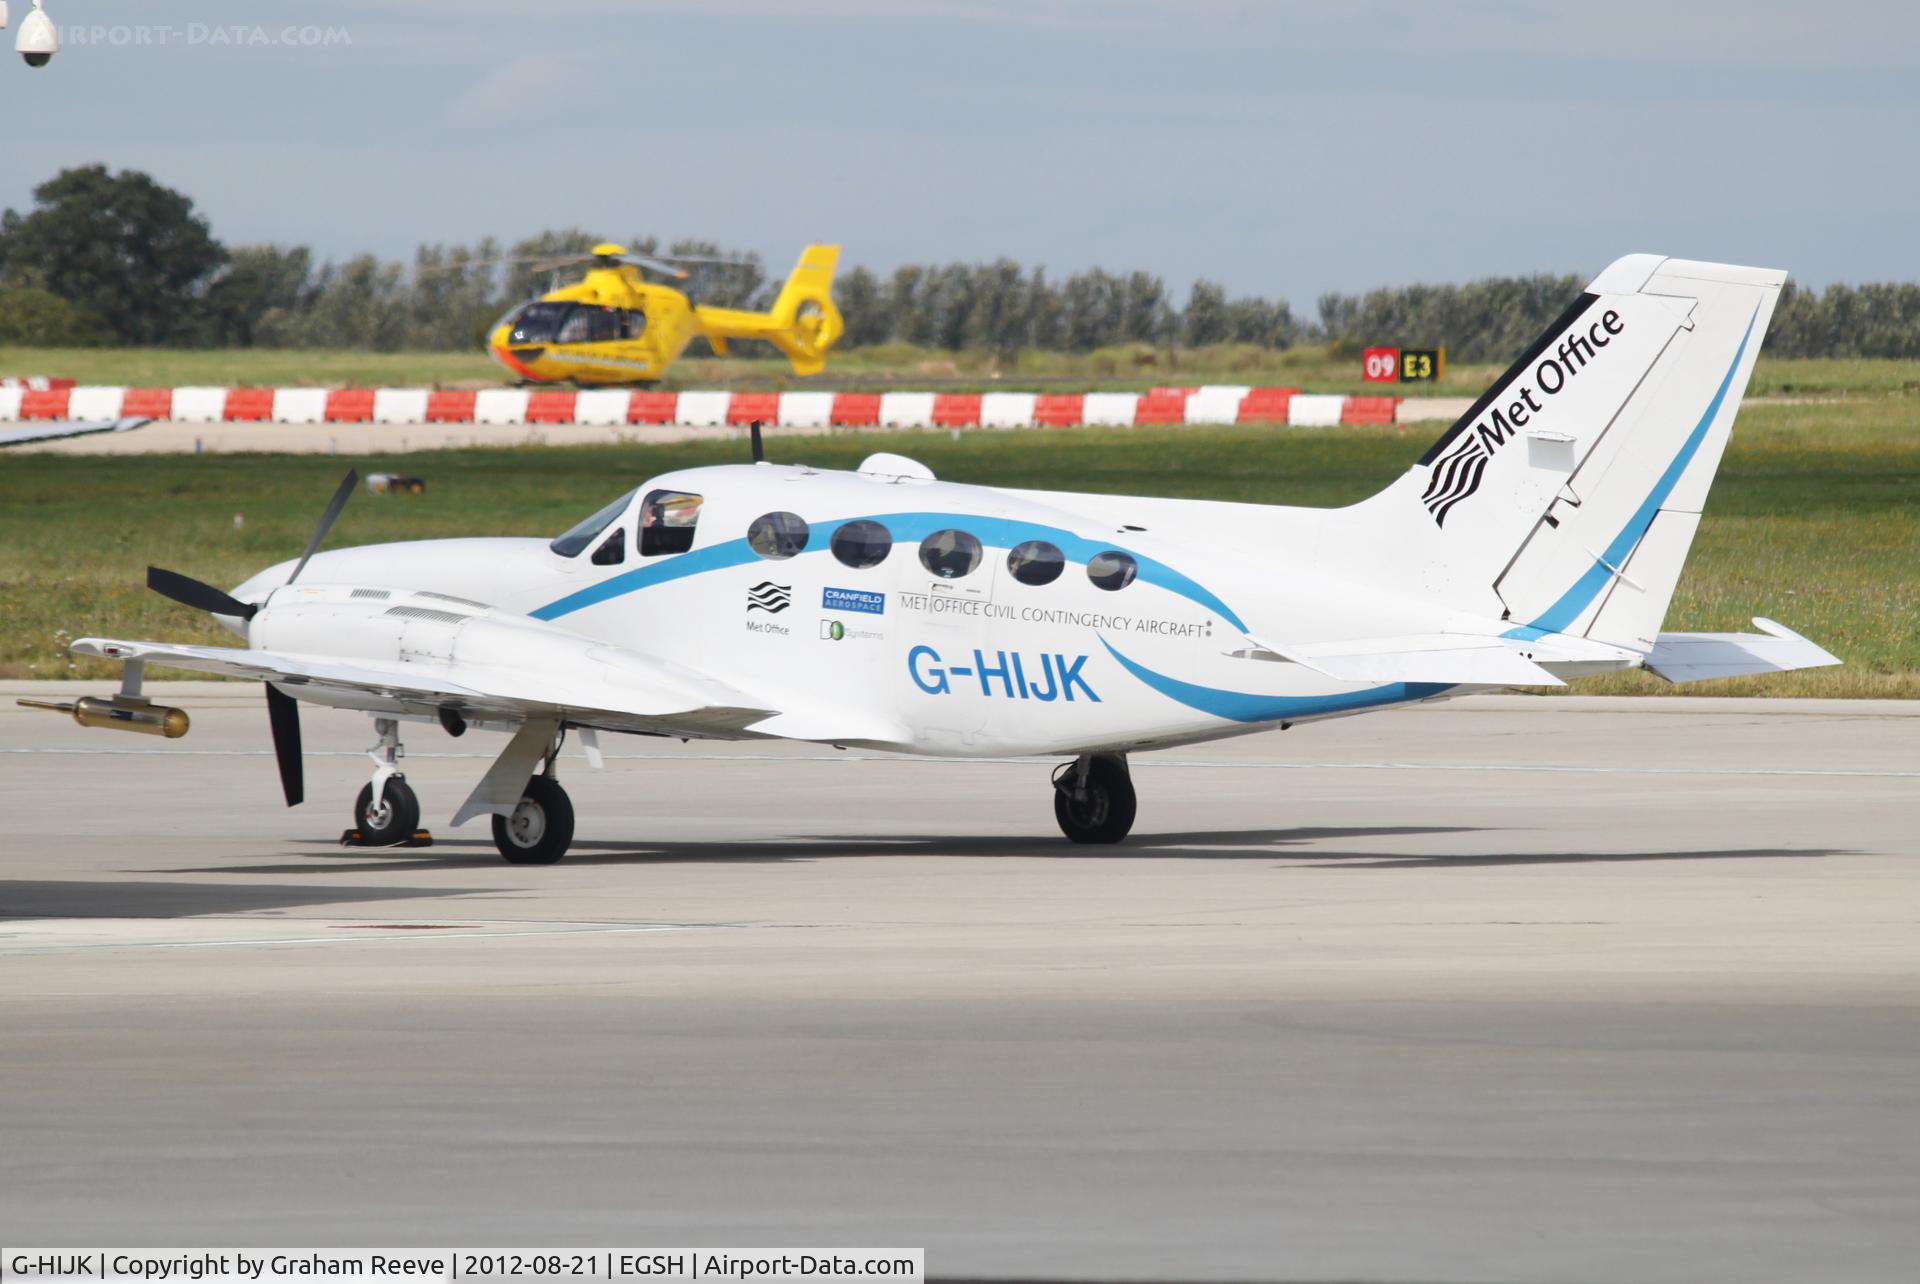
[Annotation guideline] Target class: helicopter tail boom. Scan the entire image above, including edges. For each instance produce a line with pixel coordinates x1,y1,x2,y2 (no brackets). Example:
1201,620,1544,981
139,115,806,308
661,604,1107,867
695,244,845,376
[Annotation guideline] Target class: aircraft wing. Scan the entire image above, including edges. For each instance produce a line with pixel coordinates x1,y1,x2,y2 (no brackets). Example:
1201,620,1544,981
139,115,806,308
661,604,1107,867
71,636,779,739
1643,618,1841,683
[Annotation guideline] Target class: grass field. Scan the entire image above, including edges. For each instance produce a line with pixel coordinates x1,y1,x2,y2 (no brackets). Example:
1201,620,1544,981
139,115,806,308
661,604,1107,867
9,341,1917,399
3,399,1913,696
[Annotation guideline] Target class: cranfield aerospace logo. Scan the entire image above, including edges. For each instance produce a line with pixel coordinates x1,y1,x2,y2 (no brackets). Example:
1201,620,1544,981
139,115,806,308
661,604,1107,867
746,582,791,613
908,645,1099,701
822,586,885,615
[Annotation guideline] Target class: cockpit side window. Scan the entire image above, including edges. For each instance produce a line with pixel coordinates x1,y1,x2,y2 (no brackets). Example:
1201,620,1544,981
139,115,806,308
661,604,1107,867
550,488,636,558
591,526,627,566
624,310,647,339
640,490,703,556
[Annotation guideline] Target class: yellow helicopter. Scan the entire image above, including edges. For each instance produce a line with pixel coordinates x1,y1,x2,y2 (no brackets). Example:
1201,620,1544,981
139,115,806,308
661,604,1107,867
488,243,844,386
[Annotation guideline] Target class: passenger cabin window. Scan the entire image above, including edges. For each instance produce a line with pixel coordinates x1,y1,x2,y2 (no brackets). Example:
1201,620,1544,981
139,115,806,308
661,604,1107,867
640,490,702,556
831,520,892,569
591,527,626,566
1007,540,1065,586
550,488,636,558
748,512,809,559
624,310,647,339
1088,550,1138,591
557,305,623,345
919,529,982,580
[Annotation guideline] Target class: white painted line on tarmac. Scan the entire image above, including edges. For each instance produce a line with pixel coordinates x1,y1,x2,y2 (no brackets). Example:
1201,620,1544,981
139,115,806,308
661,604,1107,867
0,921,721,957
5,746,1915,779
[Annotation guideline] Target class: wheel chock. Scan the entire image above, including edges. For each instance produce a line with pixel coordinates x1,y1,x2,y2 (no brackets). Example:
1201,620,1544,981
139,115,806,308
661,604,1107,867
339,828,435,848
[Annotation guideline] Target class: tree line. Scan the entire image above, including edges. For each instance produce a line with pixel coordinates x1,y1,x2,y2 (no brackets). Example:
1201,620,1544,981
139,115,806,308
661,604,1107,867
3,166,1918,361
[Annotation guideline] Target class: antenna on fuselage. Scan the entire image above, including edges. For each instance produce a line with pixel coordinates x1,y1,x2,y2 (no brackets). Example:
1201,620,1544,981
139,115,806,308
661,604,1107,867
749,418,765,464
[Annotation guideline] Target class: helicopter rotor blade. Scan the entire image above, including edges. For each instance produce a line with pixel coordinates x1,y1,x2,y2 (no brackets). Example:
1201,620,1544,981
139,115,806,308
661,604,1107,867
287,469,360,586
525,254,597,274
615,253,689,280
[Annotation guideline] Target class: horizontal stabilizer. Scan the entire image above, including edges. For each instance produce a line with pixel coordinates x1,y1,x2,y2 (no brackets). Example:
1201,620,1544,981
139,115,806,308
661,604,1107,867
1644,618,1840,683
1247,632,1566,687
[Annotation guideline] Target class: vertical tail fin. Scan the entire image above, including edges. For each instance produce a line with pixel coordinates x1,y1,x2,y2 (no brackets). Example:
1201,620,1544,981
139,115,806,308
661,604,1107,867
1334,254,1784,652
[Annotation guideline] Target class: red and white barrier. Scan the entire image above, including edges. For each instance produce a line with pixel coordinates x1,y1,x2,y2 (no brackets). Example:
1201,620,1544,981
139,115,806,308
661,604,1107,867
3,383,1407,429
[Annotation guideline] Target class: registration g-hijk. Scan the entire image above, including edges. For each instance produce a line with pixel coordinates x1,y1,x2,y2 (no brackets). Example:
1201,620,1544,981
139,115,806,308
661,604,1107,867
29,255,1838,863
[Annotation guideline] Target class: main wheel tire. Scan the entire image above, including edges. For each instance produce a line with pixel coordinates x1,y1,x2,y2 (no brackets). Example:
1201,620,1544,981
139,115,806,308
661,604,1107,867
1053,756,1136,844
491,775,575,865
354,776,420,846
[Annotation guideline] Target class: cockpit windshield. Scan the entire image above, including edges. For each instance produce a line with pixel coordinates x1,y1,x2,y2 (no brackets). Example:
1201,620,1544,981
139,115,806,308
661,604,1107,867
550,488,636,557
502,301,571,346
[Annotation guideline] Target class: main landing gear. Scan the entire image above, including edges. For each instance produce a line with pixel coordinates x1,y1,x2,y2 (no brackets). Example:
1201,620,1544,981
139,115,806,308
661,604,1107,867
491,772,575,865
1052,753,1136,844
344,716,577,864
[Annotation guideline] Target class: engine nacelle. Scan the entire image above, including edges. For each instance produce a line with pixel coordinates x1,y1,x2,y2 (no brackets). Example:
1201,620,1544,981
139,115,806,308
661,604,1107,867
246,584,729,718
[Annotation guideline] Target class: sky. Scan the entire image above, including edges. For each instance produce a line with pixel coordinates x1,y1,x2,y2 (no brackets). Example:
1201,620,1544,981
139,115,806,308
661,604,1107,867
2,0,1916,308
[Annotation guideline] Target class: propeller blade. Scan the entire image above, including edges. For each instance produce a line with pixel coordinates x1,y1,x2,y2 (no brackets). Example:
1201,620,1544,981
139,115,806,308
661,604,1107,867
147,567,257,619
263,683,304,807
287,469,359,585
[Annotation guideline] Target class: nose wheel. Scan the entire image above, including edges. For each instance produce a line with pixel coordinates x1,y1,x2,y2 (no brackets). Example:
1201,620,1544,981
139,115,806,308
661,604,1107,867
1053,753,1136,844
354,777,420,845
491,774,575,865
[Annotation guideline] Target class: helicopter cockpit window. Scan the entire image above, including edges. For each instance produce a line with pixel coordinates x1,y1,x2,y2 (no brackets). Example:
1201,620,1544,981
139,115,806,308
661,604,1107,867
507,302,569,346
640,490,703,556
558,305,622,345
549,488,636,558
624,310,647,339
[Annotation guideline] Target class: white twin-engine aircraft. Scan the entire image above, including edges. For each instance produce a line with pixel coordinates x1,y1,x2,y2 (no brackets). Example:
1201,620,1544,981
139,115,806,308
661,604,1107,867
48,255,1838,863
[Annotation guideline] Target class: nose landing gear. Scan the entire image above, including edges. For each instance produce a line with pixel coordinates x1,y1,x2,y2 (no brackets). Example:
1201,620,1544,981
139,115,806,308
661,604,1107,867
342,718,429,847
1053,753,1136,844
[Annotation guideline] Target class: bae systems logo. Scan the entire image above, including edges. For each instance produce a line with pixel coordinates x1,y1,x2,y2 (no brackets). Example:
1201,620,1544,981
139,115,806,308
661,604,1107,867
746,582,791,613
1420,304,1626,527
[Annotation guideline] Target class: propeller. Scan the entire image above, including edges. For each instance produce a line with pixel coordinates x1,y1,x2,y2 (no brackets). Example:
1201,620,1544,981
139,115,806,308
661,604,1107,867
146,566,257,620
264,682,303,807
143,469,356,810
288,468,360,585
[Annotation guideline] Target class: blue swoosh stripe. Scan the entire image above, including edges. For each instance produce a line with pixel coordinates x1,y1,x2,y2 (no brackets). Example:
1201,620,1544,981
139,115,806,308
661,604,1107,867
1518,304,1760,636
1099,636,1449,724
533,510,1246,630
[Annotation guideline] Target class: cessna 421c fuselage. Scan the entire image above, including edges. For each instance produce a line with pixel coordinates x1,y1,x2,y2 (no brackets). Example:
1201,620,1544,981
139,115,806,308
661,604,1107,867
47,255,1837,862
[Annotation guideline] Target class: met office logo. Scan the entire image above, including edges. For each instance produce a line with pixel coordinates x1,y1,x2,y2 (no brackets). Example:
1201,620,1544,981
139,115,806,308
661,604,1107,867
57,23,353,49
